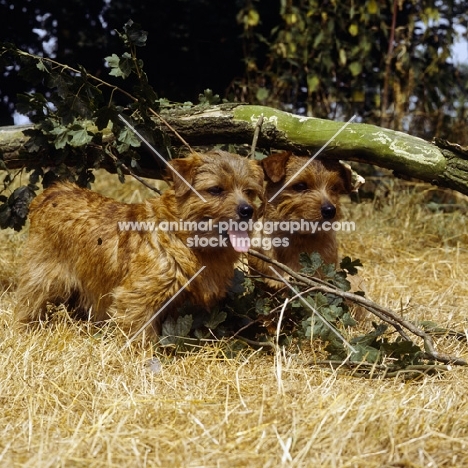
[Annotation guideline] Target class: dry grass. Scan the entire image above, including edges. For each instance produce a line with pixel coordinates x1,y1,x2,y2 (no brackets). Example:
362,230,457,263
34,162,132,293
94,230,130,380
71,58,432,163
1,171,468,467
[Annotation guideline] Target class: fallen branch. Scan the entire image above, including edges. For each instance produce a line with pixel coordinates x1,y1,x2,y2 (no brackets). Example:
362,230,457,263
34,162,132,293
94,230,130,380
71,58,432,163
247,249,467,366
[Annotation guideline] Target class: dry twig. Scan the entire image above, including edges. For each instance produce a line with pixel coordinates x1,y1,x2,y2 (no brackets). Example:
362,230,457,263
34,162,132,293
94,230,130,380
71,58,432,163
248,249,468,366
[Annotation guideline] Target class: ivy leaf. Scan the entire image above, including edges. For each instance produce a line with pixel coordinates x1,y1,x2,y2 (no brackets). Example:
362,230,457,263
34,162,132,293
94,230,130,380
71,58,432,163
380,339,423,364
48,73,74,100
106,53,132,79
23,128,48,153
49,125,70,149
332,271,351,291
123,20,148,47
160,314,193,346
198,89,220,106
299,251,323,275
0,185,37,231
94,106,117,130
16,93,48,117
340,256,363,276
309,292,329,309
254,297,268,315
105,54,120,71
68,125,93,147
350,323,388,347
340,312,357,328
116,125,142,152
349,344,381,363
28,168,43,185
203,310,228,330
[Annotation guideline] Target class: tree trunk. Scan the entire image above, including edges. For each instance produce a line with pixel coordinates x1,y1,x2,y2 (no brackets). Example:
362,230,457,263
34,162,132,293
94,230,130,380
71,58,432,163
1,104,468,195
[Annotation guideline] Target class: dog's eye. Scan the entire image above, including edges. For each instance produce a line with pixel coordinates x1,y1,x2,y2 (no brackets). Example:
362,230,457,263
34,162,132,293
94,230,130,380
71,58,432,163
207,186,223,195
244,189,255,197
291,182,308,192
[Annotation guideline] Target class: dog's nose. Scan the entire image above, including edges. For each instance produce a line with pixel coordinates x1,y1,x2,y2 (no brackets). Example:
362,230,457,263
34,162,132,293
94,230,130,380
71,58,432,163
321,203,336,220
238,203,254,219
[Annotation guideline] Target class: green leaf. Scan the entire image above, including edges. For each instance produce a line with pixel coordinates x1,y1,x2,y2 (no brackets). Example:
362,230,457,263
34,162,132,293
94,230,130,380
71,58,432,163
198,89,221,105
160,314,193,346
49,125,70,149
307,75,320,93
203,310,228,329
367,0,378,14
68,126,93,147
313,31,324,48
36,61,49,73
339,48,347,66
348,24,359,37
0,185,37,231
350,323,388,347
380,339,422,363
349,344,381,363
340,256,363,275
348,61,362,77
255,87,270,102
94,106,117,131
105,53,120,70
117,125,142,152
332,271,351,291
340,312,357,328
106,53,132,79
255,297,270,315
310,292,328,309
228,269,246,295
123,20,148,47
299,251,323,275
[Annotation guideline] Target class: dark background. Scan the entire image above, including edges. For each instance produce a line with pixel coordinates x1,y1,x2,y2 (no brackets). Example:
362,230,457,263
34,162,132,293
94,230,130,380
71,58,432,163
0,0,281,125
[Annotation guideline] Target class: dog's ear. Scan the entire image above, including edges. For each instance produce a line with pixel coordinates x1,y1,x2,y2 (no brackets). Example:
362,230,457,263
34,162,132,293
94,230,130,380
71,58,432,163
336,161,365,194
168,154,202,197
320,159,362,194
261,152,292,183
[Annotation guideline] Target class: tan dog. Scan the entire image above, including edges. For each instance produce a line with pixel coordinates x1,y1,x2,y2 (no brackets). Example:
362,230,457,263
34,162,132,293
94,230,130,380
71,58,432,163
249,152,355,287
15,150,264,338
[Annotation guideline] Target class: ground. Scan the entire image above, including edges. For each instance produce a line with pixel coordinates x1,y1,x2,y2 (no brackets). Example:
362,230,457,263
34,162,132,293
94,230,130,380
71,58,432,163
1,170,468,467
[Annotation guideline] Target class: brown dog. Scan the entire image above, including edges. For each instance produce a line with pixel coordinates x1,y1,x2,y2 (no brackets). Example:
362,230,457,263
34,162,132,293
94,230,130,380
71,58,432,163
15,150,264,338
249,152,355,287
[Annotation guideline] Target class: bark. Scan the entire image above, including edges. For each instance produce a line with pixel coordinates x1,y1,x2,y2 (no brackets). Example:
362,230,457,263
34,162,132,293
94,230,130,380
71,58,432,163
1,104,468,194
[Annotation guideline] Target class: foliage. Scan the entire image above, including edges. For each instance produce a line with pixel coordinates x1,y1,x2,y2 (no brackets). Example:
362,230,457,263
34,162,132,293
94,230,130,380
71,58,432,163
0,21,242,231
0,22,170,230
2,0,466,143
157,252,443,375
0,0,244,126
234,0,468,143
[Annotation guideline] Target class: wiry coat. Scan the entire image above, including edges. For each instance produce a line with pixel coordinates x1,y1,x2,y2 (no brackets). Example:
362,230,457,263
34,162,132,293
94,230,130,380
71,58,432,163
250,152,353,287
15,150,264,337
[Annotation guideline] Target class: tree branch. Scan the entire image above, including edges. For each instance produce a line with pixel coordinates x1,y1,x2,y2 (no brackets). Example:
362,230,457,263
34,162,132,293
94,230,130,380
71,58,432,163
247,249,467,366
2,104,468,194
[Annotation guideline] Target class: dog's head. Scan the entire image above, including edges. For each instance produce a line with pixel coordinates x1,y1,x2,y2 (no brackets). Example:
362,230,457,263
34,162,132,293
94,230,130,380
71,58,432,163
168,150,264,252
262,152,354,223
